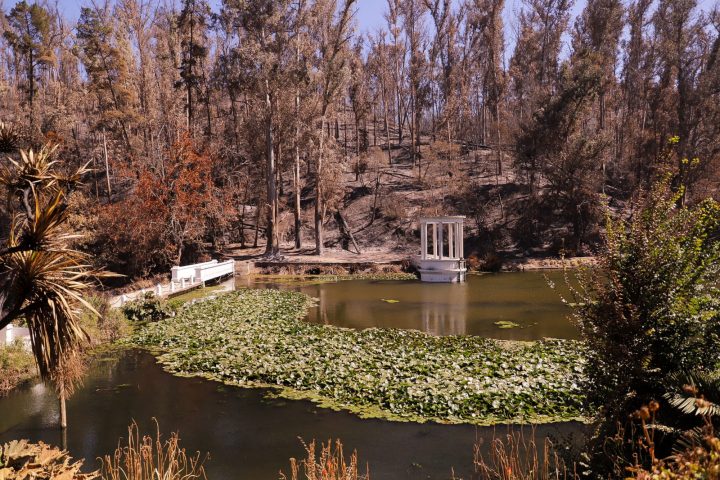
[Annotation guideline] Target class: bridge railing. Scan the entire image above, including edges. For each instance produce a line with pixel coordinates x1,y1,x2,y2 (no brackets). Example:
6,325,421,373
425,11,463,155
195,260,235,283
172,260,217,282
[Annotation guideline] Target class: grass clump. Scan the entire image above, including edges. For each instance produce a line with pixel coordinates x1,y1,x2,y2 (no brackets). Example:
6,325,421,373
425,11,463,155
100,420,207,480
131,289,586,424
472,430,575,480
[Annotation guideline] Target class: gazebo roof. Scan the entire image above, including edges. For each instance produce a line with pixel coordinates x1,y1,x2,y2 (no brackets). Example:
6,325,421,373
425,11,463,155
419,216,466,223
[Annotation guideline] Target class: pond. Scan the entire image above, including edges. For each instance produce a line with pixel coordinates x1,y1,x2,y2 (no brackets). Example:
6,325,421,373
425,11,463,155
245,271,578,340
0,349,586,480
1,272,586,479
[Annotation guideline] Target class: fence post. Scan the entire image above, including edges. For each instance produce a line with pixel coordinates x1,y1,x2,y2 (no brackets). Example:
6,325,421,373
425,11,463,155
171,266,179,283
156,284,162,296
121,294,128,306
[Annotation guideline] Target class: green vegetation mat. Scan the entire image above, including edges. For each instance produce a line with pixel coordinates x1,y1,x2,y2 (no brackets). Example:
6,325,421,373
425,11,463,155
131,289,586,425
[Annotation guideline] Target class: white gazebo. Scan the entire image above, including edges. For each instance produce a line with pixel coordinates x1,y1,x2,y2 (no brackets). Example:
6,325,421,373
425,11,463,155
417,216,467,283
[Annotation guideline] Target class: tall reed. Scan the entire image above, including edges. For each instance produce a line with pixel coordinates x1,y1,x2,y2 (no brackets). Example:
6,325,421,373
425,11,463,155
281,439,369,480
473,429,575,480
100,420,207,480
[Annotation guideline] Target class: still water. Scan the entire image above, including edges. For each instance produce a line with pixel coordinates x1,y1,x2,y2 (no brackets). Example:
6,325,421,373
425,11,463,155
0,273,584,479
247,271,577,340
0,350,585,479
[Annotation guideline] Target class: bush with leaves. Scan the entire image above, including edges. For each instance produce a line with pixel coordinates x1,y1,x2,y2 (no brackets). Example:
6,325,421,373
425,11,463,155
571,180,720,475
121,293,173,323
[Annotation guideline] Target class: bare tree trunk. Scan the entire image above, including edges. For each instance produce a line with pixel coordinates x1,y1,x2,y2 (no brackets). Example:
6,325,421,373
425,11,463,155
294,59,302,249
382,86,392,165
253,203,261,248
315,117,326,255
102,129,112,200
264,85,279,256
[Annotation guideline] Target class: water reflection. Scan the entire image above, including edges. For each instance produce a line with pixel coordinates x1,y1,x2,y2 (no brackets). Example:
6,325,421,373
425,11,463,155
244,272,578,340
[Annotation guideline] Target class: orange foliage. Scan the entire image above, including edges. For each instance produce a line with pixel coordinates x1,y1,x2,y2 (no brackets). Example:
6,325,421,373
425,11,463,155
95,134,229,276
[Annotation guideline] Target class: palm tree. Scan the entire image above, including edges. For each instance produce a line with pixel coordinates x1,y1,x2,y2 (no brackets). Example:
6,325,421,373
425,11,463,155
0,124,107,429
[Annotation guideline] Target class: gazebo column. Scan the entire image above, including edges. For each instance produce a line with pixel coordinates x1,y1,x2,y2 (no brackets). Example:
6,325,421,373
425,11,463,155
447,222,455,258
456,222,463,258
432,223,438,258
438,223,444,259
420,222,427,260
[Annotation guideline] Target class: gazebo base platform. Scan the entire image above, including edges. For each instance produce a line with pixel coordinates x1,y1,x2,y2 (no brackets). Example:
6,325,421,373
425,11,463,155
417,259,467,283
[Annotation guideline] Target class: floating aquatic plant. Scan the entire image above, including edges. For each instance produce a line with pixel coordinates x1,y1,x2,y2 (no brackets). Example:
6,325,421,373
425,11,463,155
130,289,586,425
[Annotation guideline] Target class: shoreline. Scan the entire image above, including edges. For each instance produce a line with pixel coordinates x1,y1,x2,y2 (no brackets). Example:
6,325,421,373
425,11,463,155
106,250,597,295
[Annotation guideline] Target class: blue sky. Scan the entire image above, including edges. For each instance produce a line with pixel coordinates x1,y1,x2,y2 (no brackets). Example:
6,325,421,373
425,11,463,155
4,0,719,53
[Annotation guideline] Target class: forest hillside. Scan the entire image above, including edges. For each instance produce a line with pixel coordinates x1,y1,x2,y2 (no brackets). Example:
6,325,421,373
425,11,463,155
0,0,718,279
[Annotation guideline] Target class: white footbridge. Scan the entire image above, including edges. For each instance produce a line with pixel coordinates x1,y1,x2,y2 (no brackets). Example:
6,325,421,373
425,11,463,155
113,259,235,307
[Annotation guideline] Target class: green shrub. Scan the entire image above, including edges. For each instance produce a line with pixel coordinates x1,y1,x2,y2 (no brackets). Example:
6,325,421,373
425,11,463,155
572,181,720,475
0,341,36,395
79,296,129,343
121,293,173,322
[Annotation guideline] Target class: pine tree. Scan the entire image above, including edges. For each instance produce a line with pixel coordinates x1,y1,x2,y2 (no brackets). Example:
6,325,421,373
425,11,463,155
3,1,55,113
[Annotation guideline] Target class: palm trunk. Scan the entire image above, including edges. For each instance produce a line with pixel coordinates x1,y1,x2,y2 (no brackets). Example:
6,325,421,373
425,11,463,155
59,385,67,429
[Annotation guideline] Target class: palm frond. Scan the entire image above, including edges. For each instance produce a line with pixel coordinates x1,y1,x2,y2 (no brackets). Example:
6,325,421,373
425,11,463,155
1,143,115,385
5,248,94,378
664,371,720,417
0,121,18,154
0,144,60,194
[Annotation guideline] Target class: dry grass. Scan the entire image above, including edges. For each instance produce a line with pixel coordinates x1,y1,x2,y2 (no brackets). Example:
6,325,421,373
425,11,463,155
0,439,97,479
100,420,207,480
472,429,575,480
281,439,369,480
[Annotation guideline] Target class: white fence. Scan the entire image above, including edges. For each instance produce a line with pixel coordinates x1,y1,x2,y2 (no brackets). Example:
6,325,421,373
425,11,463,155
172,260,217,283
1,323,31,349
195,260,235,283
114,259,236,307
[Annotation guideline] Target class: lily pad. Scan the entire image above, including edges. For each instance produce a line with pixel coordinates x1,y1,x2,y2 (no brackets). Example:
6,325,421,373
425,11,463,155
129,289,586,425
494,320,521,329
